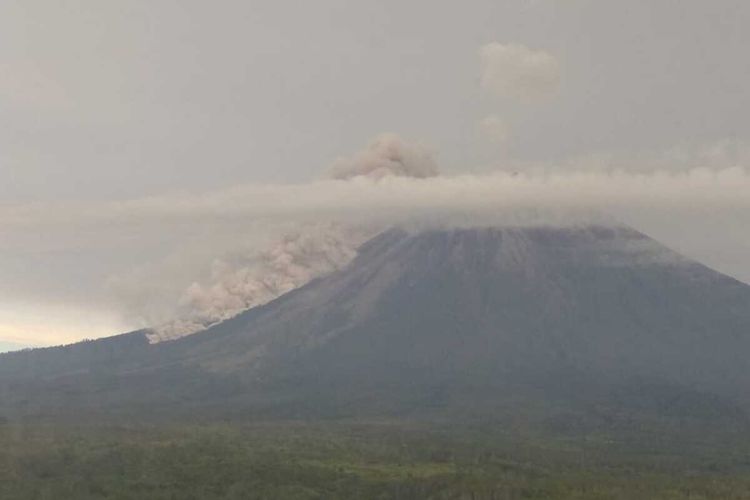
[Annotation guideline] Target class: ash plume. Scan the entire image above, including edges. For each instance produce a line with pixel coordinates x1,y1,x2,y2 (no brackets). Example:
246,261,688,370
149,224,372,341
328,133,439,180
3,135,750,345
149,134,438,341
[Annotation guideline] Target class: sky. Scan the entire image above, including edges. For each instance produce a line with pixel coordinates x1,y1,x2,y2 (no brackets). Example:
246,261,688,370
1,0,750,347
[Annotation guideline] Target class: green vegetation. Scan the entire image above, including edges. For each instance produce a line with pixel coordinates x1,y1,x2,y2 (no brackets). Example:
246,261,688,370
2,421,750,499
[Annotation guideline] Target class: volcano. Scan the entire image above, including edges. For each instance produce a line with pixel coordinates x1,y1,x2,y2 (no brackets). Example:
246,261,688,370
2,224,750,424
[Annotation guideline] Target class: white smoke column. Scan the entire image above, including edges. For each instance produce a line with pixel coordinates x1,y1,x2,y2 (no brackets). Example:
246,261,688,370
149,134,439,342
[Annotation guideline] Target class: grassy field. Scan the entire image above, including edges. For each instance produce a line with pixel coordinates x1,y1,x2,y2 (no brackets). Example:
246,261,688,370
3,421,750,499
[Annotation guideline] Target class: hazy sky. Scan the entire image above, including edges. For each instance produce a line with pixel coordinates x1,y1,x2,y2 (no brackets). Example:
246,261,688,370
2,0,750,347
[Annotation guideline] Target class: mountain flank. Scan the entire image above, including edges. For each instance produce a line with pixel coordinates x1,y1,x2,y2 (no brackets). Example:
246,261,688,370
2,225,750,426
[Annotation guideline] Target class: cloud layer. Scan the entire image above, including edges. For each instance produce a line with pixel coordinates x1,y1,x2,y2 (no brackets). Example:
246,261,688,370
4,166,748,232
2,134,750,345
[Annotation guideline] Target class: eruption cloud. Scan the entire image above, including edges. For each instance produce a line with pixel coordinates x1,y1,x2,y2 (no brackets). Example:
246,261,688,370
2,135,750,343
328,133,439,180
149,224,372,341
149,134,439,341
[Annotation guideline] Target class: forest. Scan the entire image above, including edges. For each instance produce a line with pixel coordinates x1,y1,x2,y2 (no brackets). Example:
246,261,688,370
3,420,750,499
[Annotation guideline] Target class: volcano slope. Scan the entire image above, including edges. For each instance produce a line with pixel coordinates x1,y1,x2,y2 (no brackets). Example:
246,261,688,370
2,225,750,426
